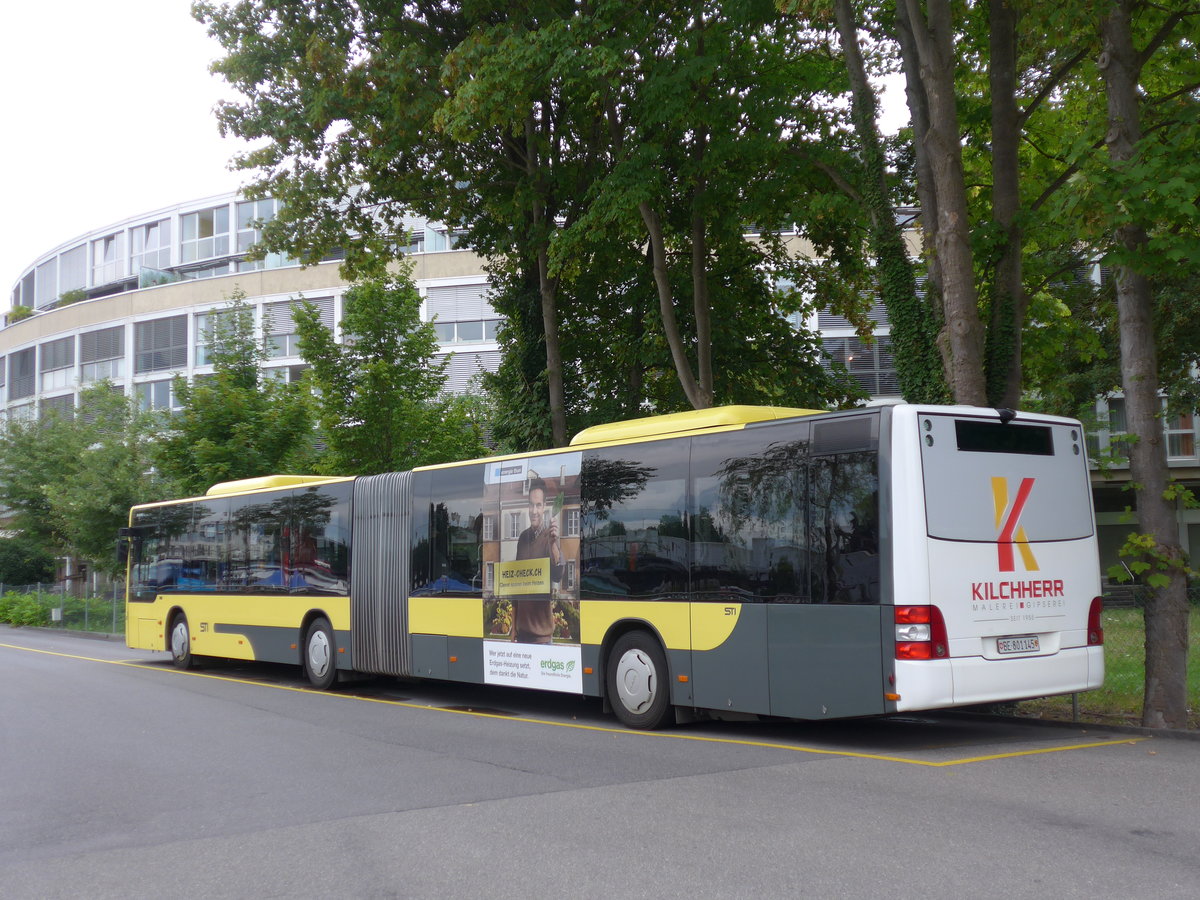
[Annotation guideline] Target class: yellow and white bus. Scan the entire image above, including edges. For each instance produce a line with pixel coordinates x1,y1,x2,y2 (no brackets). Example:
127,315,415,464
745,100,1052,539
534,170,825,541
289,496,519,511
121,404,1104,728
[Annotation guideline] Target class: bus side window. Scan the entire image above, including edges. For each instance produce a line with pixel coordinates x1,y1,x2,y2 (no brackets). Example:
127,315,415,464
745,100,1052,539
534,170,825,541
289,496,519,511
809,451,879,604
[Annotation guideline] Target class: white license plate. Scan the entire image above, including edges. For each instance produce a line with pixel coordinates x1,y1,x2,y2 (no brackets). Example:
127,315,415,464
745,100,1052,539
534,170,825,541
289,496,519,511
997,635,1040,654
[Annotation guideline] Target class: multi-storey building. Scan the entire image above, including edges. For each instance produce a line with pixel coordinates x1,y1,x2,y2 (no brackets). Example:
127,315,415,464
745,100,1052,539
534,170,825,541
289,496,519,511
3,192,501,422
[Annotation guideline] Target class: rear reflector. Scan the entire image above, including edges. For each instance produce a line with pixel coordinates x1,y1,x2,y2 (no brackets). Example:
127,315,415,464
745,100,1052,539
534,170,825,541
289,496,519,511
895,605,948,659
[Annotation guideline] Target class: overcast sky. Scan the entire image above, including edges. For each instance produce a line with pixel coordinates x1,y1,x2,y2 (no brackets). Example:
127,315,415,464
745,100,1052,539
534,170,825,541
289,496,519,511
1,0,246,296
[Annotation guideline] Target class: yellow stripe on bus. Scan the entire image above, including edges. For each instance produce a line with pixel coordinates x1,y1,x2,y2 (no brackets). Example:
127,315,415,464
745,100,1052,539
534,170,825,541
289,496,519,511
408,595,484,638
580,600,737,651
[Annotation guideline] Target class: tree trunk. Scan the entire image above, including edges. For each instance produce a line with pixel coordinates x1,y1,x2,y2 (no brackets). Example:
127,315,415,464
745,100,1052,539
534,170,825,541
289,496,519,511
1099,0,1190,729
984,0,1025,409
526,113,569,447
900,0,987,406
640,201,712,409
834,0,946,404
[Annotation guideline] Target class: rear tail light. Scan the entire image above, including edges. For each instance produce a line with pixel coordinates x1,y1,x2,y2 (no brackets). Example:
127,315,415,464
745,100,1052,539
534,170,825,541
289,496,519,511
895,605,949,659
1087,596,1104,646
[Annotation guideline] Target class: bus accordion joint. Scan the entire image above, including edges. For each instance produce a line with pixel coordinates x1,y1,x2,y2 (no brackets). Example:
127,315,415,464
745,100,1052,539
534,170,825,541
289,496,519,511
894,605,948,660
1088,596,1104,646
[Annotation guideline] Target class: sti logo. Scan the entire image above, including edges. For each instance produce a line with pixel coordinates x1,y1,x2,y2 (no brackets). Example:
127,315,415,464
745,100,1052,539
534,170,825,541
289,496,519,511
992,476,1038,572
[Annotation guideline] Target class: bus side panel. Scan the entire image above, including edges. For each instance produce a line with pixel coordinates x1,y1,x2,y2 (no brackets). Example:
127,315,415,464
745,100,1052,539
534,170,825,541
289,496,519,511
690,603,770,716
766,604,886,719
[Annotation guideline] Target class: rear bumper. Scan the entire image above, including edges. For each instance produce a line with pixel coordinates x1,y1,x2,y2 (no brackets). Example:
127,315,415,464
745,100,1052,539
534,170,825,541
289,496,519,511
895,645,1104,712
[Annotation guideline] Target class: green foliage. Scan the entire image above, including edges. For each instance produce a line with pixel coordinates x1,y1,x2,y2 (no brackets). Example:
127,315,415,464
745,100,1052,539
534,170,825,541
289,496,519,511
0,592,50,627
155,291,315,495
57,288,89,306
0,537,55,586
295,271,489,474
197,0,881,445
7,305,33,322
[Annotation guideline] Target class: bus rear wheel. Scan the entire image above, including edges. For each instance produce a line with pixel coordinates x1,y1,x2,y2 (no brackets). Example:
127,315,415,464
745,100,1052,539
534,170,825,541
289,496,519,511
169,613,193,670
303,617,337,690
607,631,671,730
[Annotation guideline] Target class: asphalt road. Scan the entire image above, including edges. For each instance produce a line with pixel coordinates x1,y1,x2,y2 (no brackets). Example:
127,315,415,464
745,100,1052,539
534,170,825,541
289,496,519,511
1,625,1197,899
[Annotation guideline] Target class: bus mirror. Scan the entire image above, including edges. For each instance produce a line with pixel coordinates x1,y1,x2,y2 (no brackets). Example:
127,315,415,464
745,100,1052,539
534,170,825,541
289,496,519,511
116,527,141,567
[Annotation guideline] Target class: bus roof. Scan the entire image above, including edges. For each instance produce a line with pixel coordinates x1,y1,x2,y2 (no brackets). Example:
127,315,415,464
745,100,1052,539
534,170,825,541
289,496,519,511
569,405,824,447
205,475,348,497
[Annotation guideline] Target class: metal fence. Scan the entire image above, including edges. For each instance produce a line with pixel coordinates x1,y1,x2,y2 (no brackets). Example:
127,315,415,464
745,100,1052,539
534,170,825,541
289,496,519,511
0,583,126,635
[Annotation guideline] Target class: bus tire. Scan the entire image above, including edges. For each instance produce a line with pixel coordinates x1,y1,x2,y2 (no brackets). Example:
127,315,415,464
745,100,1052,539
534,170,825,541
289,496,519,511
607,630,671,730
169,613,193,670
303,617,337,690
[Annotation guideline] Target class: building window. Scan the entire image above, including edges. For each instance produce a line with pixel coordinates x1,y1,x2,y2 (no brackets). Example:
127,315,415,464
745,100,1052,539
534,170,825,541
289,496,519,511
92,233,126,286
59,245,88,294
135,316,188,373
482,516,496,542
131,219,172,272
80,326,126,384
181,206,231,263
236,199,292,271
40,336,75,391
505,510,523,540
433,319,501,344
565,508,581,538
822,335,899,397
8,348,36,401
135,380,177,411
40,393,75,421
1165,409,1195,459
194,310,237,367
35,259,58,308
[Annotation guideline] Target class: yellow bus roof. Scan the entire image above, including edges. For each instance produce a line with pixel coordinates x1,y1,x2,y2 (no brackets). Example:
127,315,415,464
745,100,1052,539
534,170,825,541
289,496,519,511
205,475,348,497
569,405,824,447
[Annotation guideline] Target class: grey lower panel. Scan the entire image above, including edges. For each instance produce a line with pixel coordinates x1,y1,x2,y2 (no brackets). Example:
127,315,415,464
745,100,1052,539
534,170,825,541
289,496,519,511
212,623,299,666
410,633,448,680
446,636,485,684
766,604,885,719
211,622,351,669
351,472,412,676
691,605,771,715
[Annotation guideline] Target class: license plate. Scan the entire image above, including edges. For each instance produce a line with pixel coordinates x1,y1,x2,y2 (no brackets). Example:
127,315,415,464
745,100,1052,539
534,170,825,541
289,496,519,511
997,635,1040,654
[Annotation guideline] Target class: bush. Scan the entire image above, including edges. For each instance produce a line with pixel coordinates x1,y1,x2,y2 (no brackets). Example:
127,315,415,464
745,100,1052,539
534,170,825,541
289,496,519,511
0,591,50,627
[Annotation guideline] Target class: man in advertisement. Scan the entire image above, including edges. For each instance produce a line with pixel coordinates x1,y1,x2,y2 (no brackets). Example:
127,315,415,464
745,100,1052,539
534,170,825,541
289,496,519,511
511,477,564,643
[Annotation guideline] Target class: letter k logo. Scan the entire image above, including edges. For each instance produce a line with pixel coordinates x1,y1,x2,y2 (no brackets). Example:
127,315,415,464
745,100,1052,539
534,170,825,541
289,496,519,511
992,477,1039,572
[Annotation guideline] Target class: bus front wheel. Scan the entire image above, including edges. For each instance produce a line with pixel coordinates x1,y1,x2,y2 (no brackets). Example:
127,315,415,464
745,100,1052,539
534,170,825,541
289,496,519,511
303,617,338,690
169,613,193,670
607,631,671,730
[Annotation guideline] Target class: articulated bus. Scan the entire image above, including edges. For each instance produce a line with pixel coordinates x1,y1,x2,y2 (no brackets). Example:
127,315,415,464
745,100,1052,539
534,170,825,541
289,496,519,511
121,404,1104,729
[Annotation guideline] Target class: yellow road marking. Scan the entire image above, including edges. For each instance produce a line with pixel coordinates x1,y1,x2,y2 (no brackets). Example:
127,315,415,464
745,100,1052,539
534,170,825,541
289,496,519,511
1,640,1147,765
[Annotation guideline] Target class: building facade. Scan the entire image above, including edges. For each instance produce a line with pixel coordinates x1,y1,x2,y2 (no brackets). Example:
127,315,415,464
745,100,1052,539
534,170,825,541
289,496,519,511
3,192,501,422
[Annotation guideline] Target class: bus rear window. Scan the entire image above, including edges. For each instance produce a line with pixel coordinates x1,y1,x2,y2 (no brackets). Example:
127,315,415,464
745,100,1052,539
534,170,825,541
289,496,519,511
954,420,1053,455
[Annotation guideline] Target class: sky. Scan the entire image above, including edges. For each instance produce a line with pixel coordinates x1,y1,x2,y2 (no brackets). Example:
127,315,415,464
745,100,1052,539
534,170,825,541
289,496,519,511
1,0,247,296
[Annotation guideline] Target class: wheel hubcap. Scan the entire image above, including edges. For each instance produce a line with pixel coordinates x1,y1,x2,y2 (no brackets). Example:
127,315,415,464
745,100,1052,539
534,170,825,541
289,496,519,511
615,648,656,714
171,622,188,659
308,629,331,678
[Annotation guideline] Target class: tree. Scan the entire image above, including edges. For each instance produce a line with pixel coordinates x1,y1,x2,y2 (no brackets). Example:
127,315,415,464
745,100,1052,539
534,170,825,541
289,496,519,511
294,272,489,474
0,384,173,576
1093,0,1198,729
196,0,871,450
0,536,56,586
48,386,173,575
155,292,315,496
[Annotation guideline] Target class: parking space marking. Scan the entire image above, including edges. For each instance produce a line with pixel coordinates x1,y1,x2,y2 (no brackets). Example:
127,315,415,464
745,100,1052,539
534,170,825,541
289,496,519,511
2,640,1148,766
